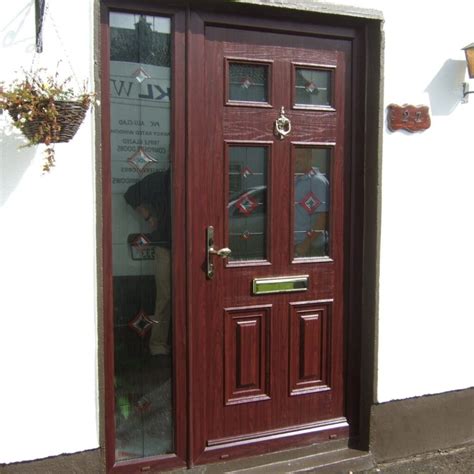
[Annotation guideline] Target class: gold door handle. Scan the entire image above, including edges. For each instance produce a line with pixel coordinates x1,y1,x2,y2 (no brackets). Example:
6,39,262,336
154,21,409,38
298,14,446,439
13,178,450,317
206,226,232,279
209,247,232,258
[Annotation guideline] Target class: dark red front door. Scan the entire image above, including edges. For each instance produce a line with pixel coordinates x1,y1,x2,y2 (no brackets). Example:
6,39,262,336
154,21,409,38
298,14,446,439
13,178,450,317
188,12,352,464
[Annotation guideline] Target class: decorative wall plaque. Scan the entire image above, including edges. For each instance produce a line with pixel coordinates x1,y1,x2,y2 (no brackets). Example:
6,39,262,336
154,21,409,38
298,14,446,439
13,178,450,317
387,104,431,132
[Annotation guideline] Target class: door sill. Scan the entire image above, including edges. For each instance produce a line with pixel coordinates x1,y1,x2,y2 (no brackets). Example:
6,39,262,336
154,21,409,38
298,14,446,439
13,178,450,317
196,418,349,465
207,417,348,449
172,440,374,472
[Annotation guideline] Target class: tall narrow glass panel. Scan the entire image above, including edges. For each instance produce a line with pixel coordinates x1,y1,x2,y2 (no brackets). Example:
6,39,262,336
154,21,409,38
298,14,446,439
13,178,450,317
109,12,173,461
228,146,267,261
294,147,331,258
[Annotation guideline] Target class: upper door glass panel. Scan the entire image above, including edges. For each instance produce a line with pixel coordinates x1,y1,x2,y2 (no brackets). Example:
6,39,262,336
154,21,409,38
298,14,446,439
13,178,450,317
294,67,332,107
228,62,270,104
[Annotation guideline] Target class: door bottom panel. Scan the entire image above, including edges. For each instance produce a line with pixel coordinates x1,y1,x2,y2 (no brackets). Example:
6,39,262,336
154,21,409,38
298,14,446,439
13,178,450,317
199,418,349,464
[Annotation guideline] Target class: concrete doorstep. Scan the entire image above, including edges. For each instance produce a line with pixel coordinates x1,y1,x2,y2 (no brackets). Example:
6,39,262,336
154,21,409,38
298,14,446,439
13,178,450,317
354,443,474,474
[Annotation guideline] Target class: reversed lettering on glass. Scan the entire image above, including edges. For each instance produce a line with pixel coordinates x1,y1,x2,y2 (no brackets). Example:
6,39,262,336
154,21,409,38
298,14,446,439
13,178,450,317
294,147,331,258
228,146,268,261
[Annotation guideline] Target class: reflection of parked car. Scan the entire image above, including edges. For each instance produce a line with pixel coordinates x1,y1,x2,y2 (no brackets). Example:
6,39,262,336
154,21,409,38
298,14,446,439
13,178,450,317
227,186,266,260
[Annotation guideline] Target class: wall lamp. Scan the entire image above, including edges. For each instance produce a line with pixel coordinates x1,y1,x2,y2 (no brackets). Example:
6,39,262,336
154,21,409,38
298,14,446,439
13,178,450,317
462,43,474,103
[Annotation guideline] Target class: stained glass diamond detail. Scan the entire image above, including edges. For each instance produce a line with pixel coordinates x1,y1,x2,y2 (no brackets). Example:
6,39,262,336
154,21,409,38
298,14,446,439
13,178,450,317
131,233,152,251
305,81,319,94
299,192,321,215
241,166,253,178
128,309,153,337
236,193,258,215
128,147,157,173
240,76,252,89
133,67,151,83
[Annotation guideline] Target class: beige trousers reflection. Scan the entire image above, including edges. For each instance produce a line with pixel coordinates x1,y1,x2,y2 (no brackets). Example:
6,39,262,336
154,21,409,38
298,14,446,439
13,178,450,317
149,246,171,356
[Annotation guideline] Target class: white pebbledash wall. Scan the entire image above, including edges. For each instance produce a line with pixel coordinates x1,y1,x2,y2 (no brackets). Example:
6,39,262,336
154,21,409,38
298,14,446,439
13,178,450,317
0,0,473,465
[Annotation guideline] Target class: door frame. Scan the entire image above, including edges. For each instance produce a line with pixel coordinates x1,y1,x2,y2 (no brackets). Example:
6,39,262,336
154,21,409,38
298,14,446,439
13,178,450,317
99,1,381,472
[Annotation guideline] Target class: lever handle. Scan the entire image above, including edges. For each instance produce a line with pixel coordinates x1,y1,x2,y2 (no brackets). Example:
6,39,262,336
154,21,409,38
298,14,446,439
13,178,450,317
206,226,232,279
210,247,232,259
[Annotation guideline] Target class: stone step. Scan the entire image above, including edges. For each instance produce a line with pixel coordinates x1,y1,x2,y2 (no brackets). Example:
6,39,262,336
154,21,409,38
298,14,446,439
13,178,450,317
229,448,374,473
177,442,374,474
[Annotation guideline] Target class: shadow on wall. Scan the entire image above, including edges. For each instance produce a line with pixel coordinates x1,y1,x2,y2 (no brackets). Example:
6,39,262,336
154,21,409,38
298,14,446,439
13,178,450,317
0,115,36,206
425,59,467,115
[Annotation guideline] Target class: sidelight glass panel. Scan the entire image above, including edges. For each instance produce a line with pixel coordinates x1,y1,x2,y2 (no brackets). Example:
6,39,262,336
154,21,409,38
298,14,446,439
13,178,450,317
228,146,268,260
294,147,331,258
109,12,173,461
229,63,269,103
295,68,332,107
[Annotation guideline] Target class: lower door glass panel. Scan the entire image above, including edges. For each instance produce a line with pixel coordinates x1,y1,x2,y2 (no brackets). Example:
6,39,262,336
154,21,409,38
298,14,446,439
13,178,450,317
109,11,173,461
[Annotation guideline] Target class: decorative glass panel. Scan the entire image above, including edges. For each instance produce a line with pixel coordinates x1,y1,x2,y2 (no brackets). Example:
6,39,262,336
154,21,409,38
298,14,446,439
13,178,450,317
294,147,331,258
109,12,173,461
229,63,268,103
295,68,332,107
228,146,268,260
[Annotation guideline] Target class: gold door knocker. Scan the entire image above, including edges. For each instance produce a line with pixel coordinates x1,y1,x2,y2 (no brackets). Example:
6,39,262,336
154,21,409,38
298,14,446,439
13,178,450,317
274,106,291,140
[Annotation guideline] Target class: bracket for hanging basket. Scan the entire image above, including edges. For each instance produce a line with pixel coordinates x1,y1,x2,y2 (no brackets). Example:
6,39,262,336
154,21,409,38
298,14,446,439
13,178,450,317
35,0,45,53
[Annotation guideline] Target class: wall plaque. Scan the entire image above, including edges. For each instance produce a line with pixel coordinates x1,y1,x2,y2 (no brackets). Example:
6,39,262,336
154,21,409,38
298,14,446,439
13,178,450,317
387,104,431,132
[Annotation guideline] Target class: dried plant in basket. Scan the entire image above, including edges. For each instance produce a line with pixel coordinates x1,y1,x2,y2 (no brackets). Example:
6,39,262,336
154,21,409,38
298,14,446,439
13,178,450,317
0,69,94,172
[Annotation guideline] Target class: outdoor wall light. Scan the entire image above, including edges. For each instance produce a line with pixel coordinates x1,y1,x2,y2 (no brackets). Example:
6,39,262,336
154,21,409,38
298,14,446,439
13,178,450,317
462,43,474,103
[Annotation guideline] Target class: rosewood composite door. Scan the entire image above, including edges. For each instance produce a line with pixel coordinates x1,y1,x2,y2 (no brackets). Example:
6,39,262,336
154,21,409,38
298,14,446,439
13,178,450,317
188,13,352,464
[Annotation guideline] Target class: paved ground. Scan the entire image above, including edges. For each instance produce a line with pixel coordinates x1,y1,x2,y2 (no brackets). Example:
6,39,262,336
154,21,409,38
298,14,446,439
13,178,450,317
355,444,474,473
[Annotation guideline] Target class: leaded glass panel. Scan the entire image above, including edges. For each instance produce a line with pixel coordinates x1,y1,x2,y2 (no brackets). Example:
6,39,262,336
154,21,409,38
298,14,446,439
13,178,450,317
294,147,331,258
295,68,332,107
109,11,173,461
229,63,269,103
228,146,268,260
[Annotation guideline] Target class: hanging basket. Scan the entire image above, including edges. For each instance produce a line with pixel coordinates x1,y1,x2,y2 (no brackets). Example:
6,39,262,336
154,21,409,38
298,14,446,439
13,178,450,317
9,99,89,144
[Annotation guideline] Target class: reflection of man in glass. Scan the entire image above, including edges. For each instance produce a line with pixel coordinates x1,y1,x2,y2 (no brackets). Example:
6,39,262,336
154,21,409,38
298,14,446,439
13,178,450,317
125,170,171,357
294,154,329,257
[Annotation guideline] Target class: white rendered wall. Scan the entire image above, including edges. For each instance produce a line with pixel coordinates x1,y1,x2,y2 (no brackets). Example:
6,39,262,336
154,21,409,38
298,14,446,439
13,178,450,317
328,0,474,401
0,0,98,464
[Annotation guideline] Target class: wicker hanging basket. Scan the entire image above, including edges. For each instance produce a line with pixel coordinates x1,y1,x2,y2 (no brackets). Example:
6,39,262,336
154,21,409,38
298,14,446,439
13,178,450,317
9,100,89,144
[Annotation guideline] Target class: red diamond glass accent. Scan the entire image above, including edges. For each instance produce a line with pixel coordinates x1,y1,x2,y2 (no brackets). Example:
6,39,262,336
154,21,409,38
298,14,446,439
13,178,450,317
128,147,157,174
131,234,152,254
236,193,258,215
133,67,151,83
241,166,253,178
128,309,153,337
305,81,318,94
240,77,252,89
299,192,321,215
